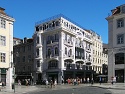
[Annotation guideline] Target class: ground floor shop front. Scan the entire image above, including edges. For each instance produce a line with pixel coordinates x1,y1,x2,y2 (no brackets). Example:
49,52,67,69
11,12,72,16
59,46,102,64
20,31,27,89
15,72,33,85
0,68,7,86
43,69,95,84
115,69,124,83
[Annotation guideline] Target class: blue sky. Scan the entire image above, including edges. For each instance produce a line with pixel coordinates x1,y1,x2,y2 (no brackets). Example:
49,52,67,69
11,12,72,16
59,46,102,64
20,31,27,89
0,0,125,43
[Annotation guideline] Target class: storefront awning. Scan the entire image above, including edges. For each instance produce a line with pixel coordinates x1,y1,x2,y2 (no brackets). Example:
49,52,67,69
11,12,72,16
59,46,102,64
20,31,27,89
97,75,107,77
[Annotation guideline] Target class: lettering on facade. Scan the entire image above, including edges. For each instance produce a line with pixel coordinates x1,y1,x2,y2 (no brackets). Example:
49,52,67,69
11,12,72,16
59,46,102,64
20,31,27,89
118,48,125,51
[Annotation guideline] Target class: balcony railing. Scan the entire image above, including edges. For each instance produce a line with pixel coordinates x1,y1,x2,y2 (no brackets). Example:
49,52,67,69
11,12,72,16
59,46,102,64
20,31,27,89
36,67,42,72
36,43,42,48
48,67,58,69
47,40,59,44
64,40,73,47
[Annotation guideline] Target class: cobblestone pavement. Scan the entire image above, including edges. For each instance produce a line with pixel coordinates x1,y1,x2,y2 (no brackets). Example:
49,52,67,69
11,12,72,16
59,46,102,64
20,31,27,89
0,83,125,94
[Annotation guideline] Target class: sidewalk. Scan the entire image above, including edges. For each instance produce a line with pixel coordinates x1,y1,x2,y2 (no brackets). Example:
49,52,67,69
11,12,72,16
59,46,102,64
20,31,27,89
0,85,38,94
0,83,125,94
90,83,125,90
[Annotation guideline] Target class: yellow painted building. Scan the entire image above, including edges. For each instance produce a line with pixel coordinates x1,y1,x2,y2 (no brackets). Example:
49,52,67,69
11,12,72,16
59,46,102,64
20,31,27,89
0,7,15,86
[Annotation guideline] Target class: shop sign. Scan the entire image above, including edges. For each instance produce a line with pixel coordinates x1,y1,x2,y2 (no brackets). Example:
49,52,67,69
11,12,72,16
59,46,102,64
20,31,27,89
118,48,125,51
0,68,7,74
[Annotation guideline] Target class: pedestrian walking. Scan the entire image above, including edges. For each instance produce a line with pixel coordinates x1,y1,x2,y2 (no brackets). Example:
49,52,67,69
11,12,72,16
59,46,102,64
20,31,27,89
62,78,64,84
80,78,82,84
87,77,89,84
91,78,94,85
50,80,53,88
18,80,21,85
67,78,70,84
111,77,114,85
2,81,5,88
54,79,57,87
45,80,49,88
83,78,86,84
113,76,116,84
0,81,2,91
74,79,77,85
25,79,28,86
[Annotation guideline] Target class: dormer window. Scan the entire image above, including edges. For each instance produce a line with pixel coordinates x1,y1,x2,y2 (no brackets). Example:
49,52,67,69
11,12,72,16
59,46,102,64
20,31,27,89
52,21,55,27
122,6,125,13
55,21,60,26
36,26,39,31
49,23,52,28
117,18,124,28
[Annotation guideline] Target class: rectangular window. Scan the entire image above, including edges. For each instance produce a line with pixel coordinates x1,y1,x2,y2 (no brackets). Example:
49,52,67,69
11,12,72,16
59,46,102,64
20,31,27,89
122,6,125,13
37,61,40,67
55,34,59,40
37,37,39,43
117,18,124,28
47,36,50,41
28,55,31,62
36,49,39,56
17,57,20,62
117,34,124,44
17,47,20,52
0,52,6,62
28,66,31,72
1,18,6,28
22,56,25,62
0,35,6,46
75,51,77,56
23,46,25,52
65,34,67,41
28,45,31,51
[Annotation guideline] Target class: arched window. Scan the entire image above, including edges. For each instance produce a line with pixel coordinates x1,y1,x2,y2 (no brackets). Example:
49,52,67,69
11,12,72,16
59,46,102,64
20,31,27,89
44,24,46,29
37,36,39,43
55,21,60,26
52,21,55,27
48,48,51,56
43,24,46,30
65,34,67,41
36,49,39,56
46,23,48,28
75,50,78,56
65,47,67,55
37,61,40,67
70,49,72,55
68,49,72,56
55,47,59,55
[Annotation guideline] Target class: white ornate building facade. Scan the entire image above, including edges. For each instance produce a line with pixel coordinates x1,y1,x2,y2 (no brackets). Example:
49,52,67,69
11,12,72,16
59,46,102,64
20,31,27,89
33,14,96,83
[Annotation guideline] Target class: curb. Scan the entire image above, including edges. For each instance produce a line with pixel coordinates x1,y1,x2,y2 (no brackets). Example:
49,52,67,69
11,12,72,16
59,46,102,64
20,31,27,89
91,85,125,90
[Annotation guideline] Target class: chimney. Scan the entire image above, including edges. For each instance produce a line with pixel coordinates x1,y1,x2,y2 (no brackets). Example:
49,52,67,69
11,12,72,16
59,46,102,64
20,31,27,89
0,7,6,15
24,37,28,43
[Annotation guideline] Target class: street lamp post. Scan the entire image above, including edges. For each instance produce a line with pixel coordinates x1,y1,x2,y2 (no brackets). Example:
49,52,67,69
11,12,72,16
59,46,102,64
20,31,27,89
124,53,125,85
112,49,114,83
11,51,19,93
